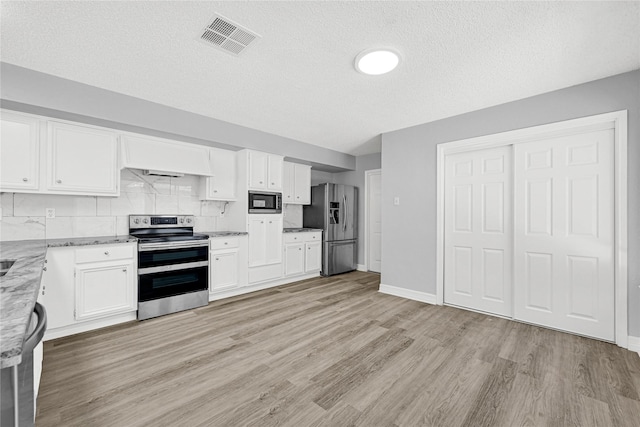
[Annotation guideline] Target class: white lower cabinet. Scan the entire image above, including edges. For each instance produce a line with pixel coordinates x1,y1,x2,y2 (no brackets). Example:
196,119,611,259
209,235,248,297
40,243,137,339
210,250,239,291
305,241,322,273
283,232,322,277
75,261,135,321
284,243,305,276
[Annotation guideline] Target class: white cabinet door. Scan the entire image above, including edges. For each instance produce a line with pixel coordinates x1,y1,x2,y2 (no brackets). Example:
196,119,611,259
284,243,304,276
75,260,135,321
210,148,237,200
248,216,283,267
444,146,513,317
248,151,268,190
0,111,40,191
210,249,239,291
265,217,283,265
513,130,615,341
47,121,119,195
267,154,283,191
305,241,322,273
248,217,267,267
294,164,311,204
283,162,295,203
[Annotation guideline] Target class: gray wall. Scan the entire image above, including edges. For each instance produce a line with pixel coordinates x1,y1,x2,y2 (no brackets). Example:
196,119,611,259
333,153,382,266
0,62,354,172
381,70,640,337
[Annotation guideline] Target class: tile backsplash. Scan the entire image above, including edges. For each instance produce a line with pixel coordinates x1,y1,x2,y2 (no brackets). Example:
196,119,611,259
0,169,226,241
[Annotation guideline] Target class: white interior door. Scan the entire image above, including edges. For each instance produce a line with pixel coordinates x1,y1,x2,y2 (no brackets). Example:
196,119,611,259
513,129,615,341
444,146,513,317
367,170,382,273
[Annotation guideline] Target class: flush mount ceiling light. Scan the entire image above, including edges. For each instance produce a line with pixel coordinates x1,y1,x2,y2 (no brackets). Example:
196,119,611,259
354,49,400,75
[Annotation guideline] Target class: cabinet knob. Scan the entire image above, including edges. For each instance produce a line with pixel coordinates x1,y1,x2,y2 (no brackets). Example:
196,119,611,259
23,177,28,182
259,181,263,184
271,182,275,185
42,266,47,271
261,221,264,224
299,248,302,251
104,251,110,255
215,257,219,261
296,196,300,199
122,268,127,272
56,179,62,184
308,247,311,250
269,221,272,224
224,242,228,245
213,190,218,193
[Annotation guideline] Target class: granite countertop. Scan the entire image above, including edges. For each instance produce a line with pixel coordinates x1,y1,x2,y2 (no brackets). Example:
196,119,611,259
201,231,248,237
283,228,323,233
0,235,137,368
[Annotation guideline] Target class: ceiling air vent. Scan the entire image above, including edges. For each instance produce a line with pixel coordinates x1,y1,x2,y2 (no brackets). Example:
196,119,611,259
198,14,261,56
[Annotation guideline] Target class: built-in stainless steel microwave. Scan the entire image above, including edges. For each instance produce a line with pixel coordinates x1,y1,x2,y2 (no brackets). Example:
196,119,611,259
248,191,282,214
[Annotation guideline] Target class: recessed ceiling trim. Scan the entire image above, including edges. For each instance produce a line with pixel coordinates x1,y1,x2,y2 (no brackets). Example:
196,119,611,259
198,13,261,56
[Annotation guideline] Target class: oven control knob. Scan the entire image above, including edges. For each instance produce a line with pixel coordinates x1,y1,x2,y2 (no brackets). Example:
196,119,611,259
134,218,140,224
143,218,149,224
180,218,185,224
186,218,192,224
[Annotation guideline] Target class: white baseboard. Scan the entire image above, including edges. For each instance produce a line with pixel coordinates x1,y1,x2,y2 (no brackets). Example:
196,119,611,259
209,272,321,302
357,264,367,272
379,283,437,305
628,336,640,355
44,312,137,341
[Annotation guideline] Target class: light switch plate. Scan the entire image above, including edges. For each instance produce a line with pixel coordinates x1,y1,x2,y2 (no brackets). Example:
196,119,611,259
46,208,56,219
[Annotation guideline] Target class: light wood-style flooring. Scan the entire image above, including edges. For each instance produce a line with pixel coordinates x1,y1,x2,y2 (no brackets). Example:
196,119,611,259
37,271,640,426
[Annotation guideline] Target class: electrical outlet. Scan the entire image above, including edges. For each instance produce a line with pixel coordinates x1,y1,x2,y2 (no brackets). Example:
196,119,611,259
46,208,56,219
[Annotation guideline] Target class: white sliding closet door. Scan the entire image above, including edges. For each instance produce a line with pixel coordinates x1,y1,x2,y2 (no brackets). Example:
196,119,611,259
444,146,513,317
513,129,615,341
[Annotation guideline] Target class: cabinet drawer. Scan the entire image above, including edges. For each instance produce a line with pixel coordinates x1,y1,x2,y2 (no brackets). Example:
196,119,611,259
210,237,240,250
76,244,135,263
284,232,322,244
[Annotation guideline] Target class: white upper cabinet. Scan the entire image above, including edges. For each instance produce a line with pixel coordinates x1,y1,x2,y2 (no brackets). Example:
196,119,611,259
283,162,311,205
47,121,120,195
267,154,283,191
121,134,213,177
0,111,40,191
200,148,237,201
247,150,283,191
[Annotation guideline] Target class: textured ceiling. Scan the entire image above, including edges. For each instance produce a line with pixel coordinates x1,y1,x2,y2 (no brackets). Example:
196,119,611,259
1,1,638,155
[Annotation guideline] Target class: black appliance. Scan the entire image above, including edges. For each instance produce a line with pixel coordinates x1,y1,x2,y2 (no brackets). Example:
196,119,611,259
248,191,282,214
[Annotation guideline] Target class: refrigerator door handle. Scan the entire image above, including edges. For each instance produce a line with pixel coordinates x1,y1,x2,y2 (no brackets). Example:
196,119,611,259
343,194,347,232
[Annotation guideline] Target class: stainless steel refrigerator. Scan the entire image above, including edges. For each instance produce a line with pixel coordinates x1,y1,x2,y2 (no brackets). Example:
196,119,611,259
303,183,357,276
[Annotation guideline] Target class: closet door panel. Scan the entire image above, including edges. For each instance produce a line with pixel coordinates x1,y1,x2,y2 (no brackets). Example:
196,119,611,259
513,129,614,341
444,146,512,317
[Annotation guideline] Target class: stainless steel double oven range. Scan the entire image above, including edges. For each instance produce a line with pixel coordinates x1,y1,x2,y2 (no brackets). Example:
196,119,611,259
129,215,209,320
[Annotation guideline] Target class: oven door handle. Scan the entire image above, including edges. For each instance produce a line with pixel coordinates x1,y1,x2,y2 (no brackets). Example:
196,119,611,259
138,240,210,251
138,261,209,275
